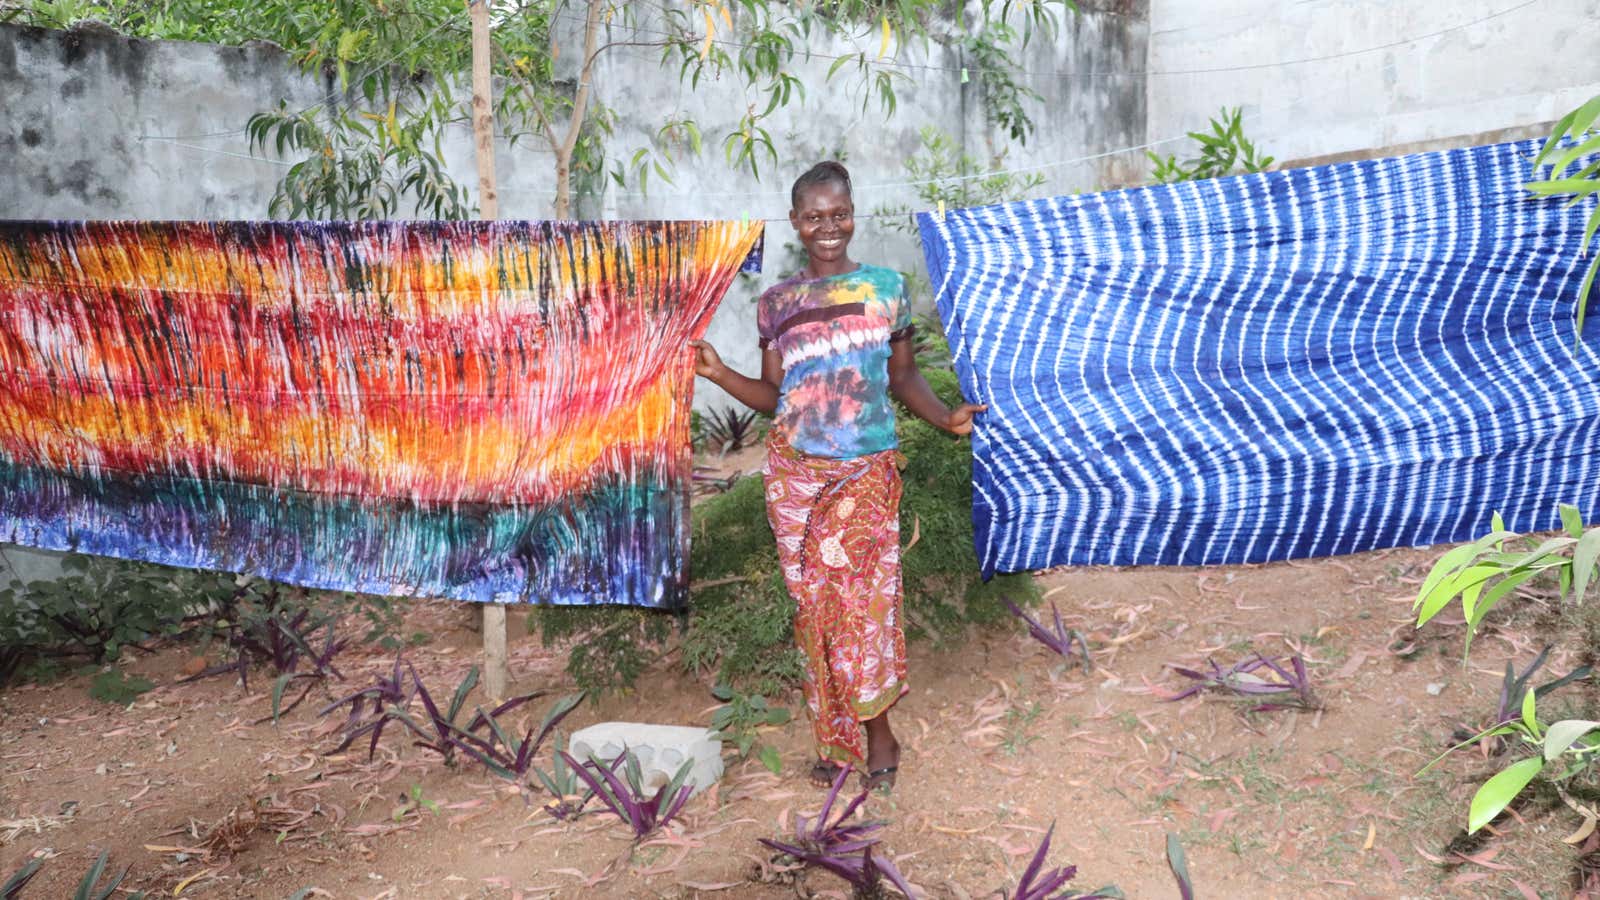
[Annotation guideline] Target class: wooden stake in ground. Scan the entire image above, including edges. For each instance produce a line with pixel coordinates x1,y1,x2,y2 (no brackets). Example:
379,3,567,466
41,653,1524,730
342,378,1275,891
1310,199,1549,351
467,0,508,701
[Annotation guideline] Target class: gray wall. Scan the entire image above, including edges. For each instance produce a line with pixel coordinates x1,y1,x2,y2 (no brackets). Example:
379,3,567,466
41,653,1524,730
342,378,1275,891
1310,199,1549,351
1146,0,1600,167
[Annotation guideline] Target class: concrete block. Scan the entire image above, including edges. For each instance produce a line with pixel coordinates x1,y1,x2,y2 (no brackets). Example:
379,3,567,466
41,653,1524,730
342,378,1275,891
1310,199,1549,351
567,722,723,797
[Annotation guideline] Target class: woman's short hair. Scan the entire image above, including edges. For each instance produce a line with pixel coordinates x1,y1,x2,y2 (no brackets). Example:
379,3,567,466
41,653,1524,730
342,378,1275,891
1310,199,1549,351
790,161,852,209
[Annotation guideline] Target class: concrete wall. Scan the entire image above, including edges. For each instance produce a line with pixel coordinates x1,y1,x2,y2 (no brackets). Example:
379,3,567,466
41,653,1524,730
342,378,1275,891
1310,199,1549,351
1146,0,1600,167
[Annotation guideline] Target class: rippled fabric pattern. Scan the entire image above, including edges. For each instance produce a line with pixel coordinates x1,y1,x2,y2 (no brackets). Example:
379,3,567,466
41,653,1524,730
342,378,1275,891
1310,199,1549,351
919,139,1600,576
0,219,763,606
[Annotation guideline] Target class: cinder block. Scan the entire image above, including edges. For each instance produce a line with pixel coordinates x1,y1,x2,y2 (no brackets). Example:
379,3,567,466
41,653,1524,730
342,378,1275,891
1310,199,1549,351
567,722,723,797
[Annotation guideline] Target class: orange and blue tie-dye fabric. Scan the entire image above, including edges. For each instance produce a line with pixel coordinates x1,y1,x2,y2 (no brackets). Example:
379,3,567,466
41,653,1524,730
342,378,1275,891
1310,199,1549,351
756,264,913,459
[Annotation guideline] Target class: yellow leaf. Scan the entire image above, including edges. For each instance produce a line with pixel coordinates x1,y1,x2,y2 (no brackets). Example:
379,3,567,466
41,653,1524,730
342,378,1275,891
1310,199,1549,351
1361,821,1375,851
878,16,891,59
718,2,732,31
700,7,715,60
174,868,215,895
1566,814,1599,845
385,100,399,145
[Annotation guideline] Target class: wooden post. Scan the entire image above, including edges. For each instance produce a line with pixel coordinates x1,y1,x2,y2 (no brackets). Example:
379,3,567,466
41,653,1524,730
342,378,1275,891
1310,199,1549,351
467,0,509,701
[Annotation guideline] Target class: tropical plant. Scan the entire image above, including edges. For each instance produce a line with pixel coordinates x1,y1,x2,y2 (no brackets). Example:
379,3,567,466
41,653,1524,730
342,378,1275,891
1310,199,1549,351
709,683,790,774
531,732,595,820
699,406,761,455
1419,680,1600,834
320,653,417,759
451,691,585,787
71,851,145,900
560,749,695,840
3,857,43,898
1148,106,1275,184
1414,505,1599,655
1413,504,1600,836
757,765,915,899
1525,94,1600,336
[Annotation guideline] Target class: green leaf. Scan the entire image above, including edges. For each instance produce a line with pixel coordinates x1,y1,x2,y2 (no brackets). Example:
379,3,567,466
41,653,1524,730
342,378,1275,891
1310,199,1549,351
1544,132,1600,179
1543,719,1600,761
1464,567,1538,654
271,672,297,723
1561,504,1585,538
447,666,479,723
759,744,782,774
1521,683,1541,738
1574,528,1600,601
1523,178,1600,197
1467,756,1544,833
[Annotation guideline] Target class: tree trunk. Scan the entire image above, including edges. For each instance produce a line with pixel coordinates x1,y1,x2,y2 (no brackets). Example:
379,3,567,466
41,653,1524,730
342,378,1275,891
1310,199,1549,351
552,0,603,221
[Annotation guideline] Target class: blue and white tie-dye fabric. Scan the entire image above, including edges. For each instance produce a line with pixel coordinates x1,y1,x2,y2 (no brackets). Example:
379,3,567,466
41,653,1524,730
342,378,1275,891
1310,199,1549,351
918,139,1600,576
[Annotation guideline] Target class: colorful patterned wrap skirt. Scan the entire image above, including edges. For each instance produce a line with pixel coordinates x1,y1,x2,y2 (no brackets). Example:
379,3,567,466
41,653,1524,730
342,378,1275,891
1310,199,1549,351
763,429,909,766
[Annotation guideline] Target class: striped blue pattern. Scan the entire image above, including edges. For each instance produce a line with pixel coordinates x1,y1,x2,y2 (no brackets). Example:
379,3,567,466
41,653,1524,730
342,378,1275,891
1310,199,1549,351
918,139,1600,575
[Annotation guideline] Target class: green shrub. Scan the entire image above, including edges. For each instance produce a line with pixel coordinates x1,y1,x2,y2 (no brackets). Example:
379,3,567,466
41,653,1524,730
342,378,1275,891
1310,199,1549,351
0,553,238,673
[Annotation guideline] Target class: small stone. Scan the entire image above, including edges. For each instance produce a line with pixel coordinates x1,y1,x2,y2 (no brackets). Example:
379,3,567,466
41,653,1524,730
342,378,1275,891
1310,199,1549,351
1425,682,1445,696
94,763,108,776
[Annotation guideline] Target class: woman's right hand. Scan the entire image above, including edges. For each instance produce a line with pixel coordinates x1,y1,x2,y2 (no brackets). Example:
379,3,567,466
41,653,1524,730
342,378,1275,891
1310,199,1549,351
689,339,727,382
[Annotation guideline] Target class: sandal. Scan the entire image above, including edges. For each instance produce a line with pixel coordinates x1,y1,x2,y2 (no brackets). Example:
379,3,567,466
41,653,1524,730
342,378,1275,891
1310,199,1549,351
809,758,841,788
862,765,898,794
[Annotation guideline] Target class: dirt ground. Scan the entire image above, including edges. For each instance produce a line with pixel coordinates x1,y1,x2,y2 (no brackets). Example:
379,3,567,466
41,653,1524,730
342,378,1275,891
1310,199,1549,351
3,453,1596,898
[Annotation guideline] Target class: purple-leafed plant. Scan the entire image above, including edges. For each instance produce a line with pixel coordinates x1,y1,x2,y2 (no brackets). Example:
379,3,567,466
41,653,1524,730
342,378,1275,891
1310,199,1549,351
532,734,594,821
393,666,545,765
1164,651,1319,711
1166,833,1195,900
560,749,695,840
701,406,760,455
451,692,585,787
1493,646,1591,728
3,857,43,898
1006,598,1091,673
182,586,350,722
1000,822,1124,899
320,654,417,759
757,765,917,899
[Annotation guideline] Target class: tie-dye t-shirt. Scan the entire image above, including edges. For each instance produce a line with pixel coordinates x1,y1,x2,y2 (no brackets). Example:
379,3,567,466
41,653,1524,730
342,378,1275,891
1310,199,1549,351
757,264,914,459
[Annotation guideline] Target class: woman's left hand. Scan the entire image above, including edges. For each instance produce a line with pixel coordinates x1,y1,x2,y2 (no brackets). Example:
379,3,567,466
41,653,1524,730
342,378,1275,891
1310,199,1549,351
945,403,988,436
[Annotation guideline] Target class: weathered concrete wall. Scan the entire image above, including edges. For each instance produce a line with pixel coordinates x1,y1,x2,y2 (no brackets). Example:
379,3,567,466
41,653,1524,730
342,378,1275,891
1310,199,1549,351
1146,0,1600,167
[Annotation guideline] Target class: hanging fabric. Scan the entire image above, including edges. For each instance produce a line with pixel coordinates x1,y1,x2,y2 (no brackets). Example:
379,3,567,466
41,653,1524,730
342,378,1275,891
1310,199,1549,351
918,139,1600,575
0,219,763,606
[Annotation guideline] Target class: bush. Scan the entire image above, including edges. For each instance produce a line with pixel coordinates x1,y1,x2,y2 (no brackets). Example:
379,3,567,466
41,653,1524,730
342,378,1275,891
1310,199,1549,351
0,553,238,675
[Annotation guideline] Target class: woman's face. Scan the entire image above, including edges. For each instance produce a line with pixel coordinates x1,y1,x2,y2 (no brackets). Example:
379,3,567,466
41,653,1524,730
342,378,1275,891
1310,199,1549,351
790,181,855,268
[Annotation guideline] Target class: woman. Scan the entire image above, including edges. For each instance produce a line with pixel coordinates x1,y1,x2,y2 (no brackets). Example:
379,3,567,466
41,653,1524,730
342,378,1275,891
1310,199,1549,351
690,161,985,792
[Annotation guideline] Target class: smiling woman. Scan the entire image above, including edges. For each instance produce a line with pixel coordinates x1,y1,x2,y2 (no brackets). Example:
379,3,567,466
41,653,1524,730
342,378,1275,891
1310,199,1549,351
689,160,986,796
